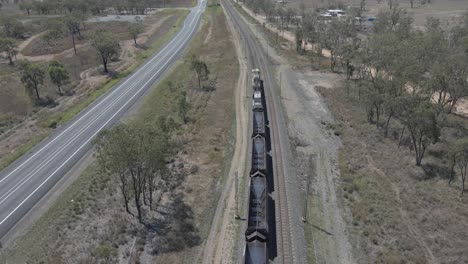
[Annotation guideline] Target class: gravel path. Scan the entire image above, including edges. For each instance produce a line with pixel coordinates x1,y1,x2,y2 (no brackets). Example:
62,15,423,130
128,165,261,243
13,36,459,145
280,68,355,263
200,9,249,264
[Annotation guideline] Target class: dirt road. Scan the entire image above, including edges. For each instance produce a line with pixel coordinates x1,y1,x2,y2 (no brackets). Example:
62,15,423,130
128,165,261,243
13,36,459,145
280,68,355,264
200,6,249,264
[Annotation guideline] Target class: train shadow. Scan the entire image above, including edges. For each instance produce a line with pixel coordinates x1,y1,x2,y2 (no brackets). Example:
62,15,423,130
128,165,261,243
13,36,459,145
265,125,272,152
260,82,270,127
263,79,277,261
266,153,274,193
267,195,278,260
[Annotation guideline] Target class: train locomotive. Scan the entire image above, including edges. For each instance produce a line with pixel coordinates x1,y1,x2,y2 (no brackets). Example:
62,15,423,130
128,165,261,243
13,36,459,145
245,69,269,264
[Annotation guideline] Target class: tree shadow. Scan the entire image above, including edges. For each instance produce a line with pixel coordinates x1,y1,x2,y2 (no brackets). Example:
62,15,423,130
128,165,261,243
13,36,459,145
145,193,201,255
309,223,333,236
422,162,451,180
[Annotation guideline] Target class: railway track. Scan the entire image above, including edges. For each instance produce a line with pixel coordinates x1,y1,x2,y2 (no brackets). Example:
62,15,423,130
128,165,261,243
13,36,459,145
222,1,294,263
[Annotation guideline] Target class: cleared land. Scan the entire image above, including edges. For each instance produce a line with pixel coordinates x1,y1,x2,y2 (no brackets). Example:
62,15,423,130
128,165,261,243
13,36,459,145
0,2,239,263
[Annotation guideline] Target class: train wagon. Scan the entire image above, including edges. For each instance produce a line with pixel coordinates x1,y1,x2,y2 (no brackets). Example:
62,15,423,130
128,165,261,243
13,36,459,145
244,240,267,264
252,90,265,138
245,176,268,242
253,90,263,111
252,69,262,91
245,68,269,264
252,110,265,138
251,135,267,175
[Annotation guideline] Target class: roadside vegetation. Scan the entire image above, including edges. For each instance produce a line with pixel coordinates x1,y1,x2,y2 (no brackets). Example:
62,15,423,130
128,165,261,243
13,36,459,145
1,1,239,263
0,0,189,171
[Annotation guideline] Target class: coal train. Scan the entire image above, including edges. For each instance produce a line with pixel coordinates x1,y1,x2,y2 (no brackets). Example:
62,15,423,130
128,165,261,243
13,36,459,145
245,69,269,264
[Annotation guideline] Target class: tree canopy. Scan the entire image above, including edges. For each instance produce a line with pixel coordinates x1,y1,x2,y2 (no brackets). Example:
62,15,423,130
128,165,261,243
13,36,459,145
95,122,168,223
0,37,18,65
90,30,120,73
19,60,46,102
48,60,70,95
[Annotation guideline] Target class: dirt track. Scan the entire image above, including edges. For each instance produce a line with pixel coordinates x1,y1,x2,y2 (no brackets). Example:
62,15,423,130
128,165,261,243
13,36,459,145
200,6,249,263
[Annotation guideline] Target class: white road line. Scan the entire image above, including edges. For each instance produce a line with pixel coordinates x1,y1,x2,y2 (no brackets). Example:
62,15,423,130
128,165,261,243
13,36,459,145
0,0,205,226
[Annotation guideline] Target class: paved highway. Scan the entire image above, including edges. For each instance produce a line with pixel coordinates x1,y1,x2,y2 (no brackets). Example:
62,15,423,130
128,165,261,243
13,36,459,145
0,0,206,240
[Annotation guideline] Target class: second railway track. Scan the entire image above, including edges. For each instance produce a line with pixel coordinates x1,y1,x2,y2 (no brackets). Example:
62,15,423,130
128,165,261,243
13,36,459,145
222,0,294,263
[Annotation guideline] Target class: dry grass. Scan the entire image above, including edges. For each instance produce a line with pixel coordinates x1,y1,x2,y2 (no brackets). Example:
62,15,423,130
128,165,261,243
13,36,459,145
0,10,186,173
267,0,468,26
149,4,239,263
21,21,136,57
353,0,468,27
318,85,468,263
0,4,239,264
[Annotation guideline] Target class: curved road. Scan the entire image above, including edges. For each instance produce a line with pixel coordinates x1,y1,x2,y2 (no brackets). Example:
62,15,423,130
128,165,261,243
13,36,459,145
0,0,206,240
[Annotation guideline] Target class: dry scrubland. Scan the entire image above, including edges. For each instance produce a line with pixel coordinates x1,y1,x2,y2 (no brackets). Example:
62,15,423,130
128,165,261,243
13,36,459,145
319,86,468,263
0,2,239,263
234,0,468,263
352,0,468,27
261,0,468,27
0,9,187,172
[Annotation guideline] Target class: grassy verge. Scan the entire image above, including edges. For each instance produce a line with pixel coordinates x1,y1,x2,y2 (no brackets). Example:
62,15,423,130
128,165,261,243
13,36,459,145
137,10,189,61
0,163,109,264
0,133,48,171
152,4,240,262
39,78,121,128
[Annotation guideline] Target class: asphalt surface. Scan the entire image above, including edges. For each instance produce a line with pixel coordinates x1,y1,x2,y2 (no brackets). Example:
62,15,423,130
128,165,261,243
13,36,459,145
0,0,206,240
222,1,300,263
